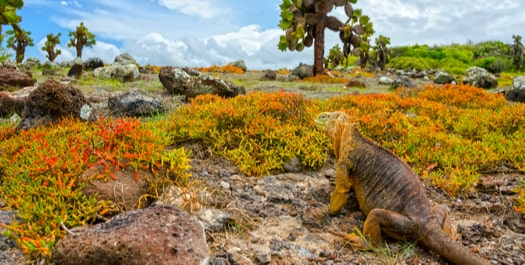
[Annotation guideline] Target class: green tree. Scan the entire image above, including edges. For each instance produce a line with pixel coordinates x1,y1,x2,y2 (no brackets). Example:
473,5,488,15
325,44,344,69
0,0,23,34
374,35,390,70
511,35,524,72
67,22,96,58
42,32,61,62
278,0,372,75
5,24,33,63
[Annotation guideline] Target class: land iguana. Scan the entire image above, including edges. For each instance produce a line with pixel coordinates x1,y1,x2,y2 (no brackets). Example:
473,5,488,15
315,111,488,265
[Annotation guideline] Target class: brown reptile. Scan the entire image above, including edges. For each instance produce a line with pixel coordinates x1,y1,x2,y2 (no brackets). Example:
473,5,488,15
315,111,488,265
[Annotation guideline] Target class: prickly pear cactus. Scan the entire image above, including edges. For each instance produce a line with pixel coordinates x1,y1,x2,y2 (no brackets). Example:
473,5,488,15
0,0,24,32
277,0,374,73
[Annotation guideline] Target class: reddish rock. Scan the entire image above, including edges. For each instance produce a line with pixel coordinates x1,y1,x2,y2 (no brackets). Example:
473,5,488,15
0,92,25,117
0,67,36,90
80,164,151,214
67,64,83,79
17,79,91,130
53,204,210,265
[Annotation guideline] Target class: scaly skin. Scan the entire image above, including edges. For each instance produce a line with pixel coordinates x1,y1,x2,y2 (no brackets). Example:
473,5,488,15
315,111,488,265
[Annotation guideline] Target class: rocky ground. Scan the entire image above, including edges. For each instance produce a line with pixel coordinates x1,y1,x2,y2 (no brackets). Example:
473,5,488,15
0,69,524,264
185,143,525,265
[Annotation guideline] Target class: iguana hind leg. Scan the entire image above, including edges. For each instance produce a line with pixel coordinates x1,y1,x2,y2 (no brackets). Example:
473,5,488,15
334,208,416,249
432,204,457,240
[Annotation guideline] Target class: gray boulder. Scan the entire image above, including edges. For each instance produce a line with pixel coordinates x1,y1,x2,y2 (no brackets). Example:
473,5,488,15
503,76,525,103
83,57,104,70
112,64,140,82
42,61,59,70
52,204,210,265
291,63,314,79
261,70,277,81
158,66,194,95
433,71,456,84
114,53,138,65
72,57,83,66
378,76,393,85
159,66,245,99
108,90,165,117
228,60,247,72
390,75,414,90
187,75,246,99
462,66,498,89
93,64,140,82
20,57,41,70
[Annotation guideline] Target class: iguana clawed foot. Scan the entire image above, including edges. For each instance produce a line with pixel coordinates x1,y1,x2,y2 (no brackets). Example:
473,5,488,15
328,229,372,250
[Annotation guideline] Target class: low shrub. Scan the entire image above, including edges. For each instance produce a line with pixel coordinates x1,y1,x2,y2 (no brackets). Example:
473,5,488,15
194,64,245,74
319,84,525,195
302,75,349,84
0,117,190,260
165,91,329,176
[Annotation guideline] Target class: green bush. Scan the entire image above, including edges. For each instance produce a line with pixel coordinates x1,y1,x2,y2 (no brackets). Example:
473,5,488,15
473,41,509,58
436,58,468,75
387,56,436,70
473,56,512,73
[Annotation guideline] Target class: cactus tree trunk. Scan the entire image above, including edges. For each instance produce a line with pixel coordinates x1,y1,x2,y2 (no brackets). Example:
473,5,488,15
76,43,83,59
313,19,325,76
312,1,331,76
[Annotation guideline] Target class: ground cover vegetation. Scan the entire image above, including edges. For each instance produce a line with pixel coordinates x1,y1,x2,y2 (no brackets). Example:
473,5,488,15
1,83,524,261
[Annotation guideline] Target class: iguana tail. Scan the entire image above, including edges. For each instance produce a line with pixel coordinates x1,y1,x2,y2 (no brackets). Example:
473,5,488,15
420,221,489,265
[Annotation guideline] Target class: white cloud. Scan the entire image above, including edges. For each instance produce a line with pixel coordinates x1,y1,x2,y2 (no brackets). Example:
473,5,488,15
210,25,282,56
123,32,189,66
82,41,122,63
121,28,310,69
58,1,82,8
157,0,218,19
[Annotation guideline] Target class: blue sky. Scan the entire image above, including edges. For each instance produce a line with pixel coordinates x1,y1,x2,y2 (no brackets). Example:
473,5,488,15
8,0,525,69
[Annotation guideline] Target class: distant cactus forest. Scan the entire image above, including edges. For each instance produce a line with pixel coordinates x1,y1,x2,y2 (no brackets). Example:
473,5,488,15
1,0,525,262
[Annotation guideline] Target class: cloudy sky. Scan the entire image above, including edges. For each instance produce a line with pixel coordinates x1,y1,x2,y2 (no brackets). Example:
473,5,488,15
12,0,525,69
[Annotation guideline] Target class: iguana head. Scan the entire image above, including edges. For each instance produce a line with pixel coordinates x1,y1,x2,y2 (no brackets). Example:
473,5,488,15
315,111,349,137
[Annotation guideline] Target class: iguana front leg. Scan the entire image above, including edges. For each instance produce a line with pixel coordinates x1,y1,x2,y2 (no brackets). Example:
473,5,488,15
329,163,352,216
